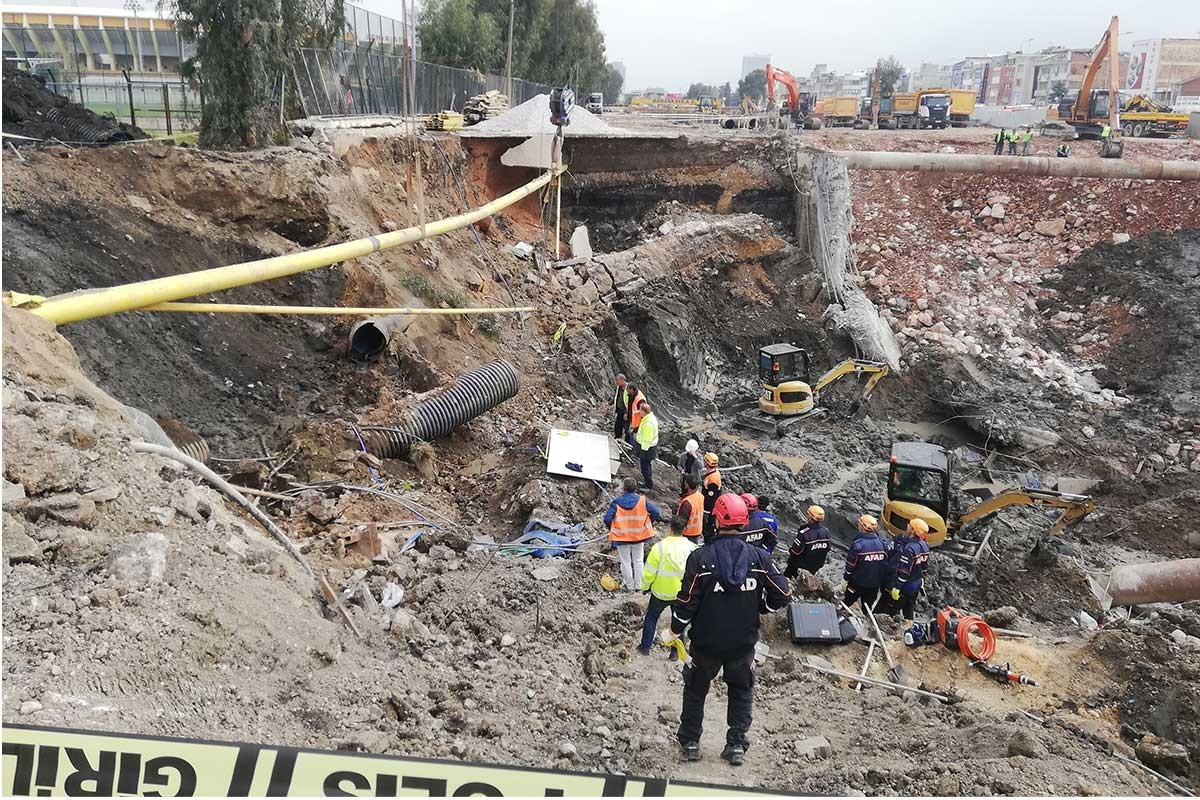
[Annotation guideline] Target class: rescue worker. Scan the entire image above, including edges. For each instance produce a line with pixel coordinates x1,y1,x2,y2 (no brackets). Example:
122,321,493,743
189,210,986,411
1006,128,1018,155
700,453,722,542
638,515,696,654
626,383,647,446
676,475,705,542
784,505,830,578
740,494,778,553
993,127,1006,155
883,518,931,620
668,493,790,766
603,477,662,590
677,439,702,495
1100,123,1112,140
841,514,890,610
609,374,630,441
633,399,660,490
1021,126,1033,156
1057,142,1070,158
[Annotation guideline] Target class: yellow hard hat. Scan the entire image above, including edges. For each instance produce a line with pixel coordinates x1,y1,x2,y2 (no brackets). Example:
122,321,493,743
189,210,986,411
703,452,720,467
907,518,930,538
858,514,879,532
807,505,825,521
600,574,619,592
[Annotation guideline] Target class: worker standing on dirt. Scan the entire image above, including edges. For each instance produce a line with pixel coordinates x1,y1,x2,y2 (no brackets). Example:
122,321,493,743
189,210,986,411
667,493,791,766
604,477,662,590
676,475,705,542
701,453,722,542
740,494,778,553
882,518,931,620
638,515,696,655
610,374,631,441
840,514,890,610
1006,129,1018,156
626,383,647,446
784,505,830,578
1021,127,1034,156
993,128,1006,155
634,399,660,490
677,439,702,495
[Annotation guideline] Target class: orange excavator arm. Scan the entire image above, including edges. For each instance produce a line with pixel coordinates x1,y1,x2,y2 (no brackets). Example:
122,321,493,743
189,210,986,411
765,63,800,112
1073,15,1119,124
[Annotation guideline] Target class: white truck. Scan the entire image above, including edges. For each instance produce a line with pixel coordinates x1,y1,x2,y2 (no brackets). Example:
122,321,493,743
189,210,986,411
586,93,603,114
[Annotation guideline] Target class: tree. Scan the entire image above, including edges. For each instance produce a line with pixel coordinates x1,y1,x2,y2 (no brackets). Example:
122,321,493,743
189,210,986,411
602,63,623,101
169,0,343,149
1049,80,1068,103
417,0,502,73
878,55,902,97
719,81,733,104
736,68,766,103
686,82,717,99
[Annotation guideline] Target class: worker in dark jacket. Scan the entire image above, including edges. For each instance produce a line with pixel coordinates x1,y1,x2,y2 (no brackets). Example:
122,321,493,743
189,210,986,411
841,514,890,610
609,373,630,441
677,439,701,495
882,518,931,620
667,493,790,766
740,494,778,553
784,505,830,578
993,128,1006,155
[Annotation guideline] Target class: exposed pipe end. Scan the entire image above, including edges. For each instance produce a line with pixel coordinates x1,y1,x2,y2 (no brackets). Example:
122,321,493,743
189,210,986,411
349,317,405,361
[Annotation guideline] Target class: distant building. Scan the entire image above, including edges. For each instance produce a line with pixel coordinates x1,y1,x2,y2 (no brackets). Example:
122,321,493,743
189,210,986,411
1127,38,1200,102
1167,73,1200,110
911,62,951,90
1031,48,1125,105
741,53,770,78
952,57,992,101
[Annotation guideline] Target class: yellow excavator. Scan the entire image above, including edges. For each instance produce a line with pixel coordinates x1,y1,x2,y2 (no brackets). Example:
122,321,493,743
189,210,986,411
735,343,889,437
881,441,1095,551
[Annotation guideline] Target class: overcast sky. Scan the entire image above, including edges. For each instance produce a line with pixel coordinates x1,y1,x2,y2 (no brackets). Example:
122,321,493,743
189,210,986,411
589,0,1199,91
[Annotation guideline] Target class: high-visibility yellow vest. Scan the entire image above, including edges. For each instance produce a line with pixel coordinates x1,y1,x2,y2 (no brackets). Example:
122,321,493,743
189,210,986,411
613,386,629,412
1100,124,1111,138
635,412,659,449
609,495,654,543
641,535,696,600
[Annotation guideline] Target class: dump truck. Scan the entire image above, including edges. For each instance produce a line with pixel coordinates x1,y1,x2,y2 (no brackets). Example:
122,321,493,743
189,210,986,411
823,96,860,127
889,90,951,129
948,89,975,126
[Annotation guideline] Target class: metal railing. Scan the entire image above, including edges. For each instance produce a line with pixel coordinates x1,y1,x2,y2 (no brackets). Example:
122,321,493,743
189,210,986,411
39,74,202,135
293,47,550,117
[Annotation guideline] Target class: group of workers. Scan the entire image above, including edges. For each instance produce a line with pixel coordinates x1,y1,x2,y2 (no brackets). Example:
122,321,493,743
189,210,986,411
610,374,660,489
992,126,1036,156
599,422,934,765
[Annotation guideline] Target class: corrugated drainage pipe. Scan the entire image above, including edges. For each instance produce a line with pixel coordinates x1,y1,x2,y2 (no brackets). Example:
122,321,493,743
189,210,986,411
362,359,520,458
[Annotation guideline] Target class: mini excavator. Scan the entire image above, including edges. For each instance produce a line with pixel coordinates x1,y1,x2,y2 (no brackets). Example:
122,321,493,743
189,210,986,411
734,343,889,437
881,441,1095,554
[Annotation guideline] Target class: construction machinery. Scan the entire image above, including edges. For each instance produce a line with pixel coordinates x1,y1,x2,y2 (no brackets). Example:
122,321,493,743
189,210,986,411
585,93,603,115
765,64,819,129
881,441,1095,551
889,90,952,129
734,344,888,437
948,90,976,127
823,96,860,127
1048,16,1124,157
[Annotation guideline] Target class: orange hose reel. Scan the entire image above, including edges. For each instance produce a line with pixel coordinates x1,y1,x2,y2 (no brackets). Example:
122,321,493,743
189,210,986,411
936,606,997,661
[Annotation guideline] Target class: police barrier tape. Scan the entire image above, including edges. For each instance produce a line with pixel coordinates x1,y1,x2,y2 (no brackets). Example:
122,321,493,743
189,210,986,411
1,725,782,797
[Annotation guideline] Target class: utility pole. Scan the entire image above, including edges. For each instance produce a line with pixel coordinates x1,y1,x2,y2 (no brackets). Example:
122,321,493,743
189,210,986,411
124,0,144,76
504,0,514,100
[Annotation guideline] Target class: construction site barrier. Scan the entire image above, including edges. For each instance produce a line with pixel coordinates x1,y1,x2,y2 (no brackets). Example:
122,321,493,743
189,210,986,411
362,359,521,457
24,167,562,326
1,724,776,796
836,151,1200,180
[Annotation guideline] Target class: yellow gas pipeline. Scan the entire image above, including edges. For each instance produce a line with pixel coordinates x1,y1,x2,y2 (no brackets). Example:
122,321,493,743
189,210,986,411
25,166,562,326
139,302,535,315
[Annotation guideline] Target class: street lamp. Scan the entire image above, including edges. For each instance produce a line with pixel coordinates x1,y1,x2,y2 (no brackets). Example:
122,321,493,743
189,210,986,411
124,0,144,75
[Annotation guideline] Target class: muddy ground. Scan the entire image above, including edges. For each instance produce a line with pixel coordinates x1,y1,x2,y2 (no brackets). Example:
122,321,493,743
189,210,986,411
3,119,1200,795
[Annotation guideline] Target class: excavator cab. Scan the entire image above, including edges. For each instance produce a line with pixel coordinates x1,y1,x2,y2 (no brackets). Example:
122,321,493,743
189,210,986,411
883,442,952,546
758,344,814,416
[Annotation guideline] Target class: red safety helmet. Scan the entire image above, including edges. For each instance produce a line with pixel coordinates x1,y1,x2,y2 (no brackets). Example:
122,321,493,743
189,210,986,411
714,493,750,530
739,493,759,511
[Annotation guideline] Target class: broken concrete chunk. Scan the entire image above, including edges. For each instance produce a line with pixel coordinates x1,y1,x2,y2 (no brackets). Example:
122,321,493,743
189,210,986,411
148,505,176,527
982,606,1020,627
1112,232,1131,244
381,582,405,609
81,485,122,503
1034,219,1067,237
1135,734,1191,773
4,520,43,565
108,532,169,588
569,226,592,260
796,735,833,760
3,479,27,503
1007,730,1048,759
508,242,534,260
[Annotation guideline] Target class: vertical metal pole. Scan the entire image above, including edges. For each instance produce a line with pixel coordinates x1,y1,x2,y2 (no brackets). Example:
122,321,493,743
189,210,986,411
122,68,136,127
552,130,562,259
505,0,514,100
162,82,171,134
71,28,84,105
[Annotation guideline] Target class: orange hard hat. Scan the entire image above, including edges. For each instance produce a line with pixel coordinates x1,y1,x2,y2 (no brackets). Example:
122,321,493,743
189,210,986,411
858,514,879,532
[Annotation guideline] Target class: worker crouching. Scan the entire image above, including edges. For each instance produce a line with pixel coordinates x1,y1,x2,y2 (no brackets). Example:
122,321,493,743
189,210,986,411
638,516,697,654
668,493,791,766
841,514,889,610
882,518,931,620
784,505,830,578
604,477,662,590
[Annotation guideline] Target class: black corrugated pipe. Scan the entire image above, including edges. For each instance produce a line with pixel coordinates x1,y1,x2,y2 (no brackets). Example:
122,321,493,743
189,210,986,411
362,359,521,458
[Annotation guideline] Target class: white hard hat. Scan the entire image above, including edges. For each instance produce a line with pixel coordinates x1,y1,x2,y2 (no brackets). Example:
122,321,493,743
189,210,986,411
686,439,699,453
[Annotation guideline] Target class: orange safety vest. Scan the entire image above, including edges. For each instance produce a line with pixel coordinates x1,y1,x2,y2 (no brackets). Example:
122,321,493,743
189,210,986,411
678,491,704,540
629,391,647,428
609,495,654,543
704,469,722,490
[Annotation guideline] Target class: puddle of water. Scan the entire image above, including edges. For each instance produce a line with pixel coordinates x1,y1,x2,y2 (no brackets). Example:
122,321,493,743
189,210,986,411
460,451,505,477
687,418,809,474
808,461,888,497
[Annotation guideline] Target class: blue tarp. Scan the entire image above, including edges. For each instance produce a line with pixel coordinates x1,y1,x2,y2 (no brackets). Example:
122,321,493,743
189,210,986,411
506,518,586,558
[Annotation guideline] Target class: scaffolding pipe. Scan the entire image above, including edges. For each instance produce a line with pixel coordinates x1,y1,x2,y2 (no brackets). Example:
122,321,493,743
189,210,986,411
836,151,1200,181
1094,558,1200,607
27,167,562,326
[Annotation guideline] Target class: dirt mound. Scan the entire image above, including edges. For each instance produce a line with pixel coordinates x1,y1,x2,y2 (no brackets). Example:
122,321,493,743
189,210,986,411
2,62,146,144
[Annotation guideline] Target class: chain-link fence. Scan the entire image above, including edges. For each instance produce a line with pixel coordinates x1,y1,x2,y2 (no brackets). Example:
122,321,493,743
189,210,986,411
294,46,550,117
38,76,203,135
